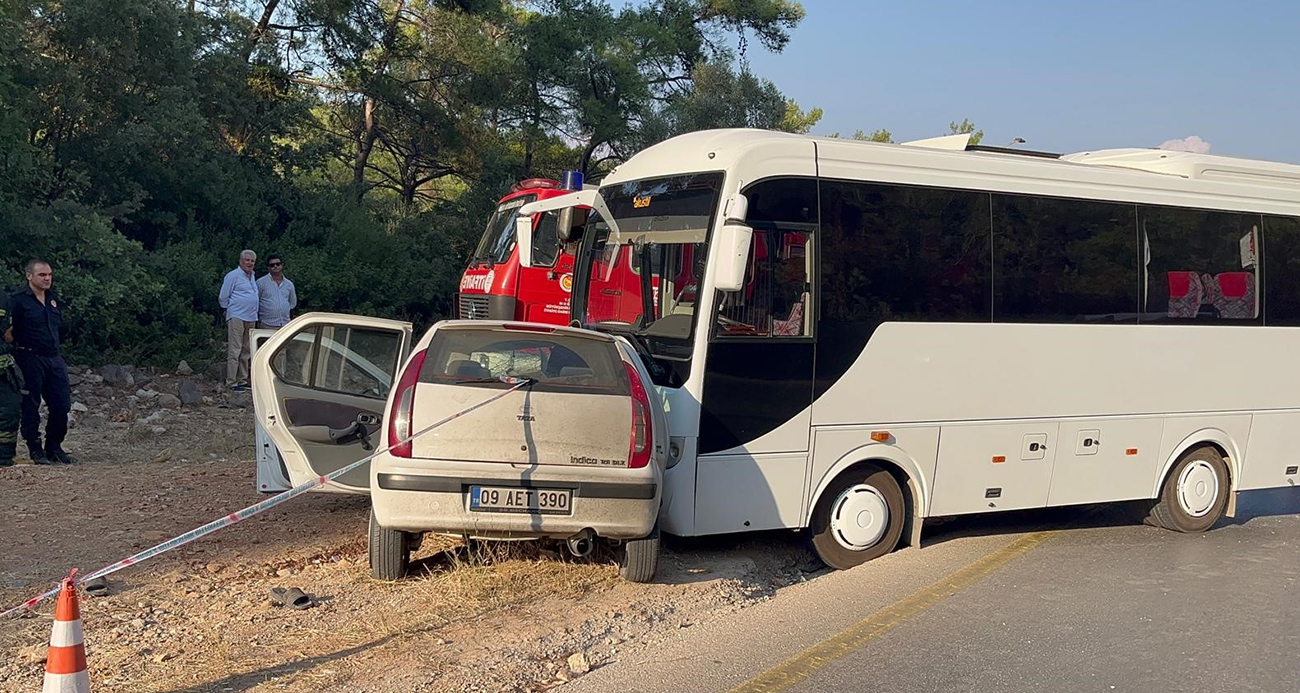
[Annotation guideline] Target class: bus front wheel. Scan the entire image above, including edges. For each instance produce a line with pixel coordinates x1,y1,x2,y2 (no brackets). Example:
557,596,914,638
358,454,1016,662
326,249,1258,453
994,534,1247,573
810,464,905,570
1147,445,1230,533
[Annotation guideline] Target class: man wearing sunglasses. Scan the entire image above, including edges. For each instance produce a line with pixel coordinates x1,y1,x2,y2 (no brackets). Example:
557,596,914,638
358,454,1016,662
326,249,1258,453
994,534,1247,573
256,254,298,332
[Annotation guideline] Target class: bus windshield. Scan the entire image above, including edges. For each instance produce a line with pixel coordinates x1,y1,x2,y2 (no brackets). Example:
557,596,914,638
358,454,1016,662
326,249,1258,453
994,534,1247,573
580,173,724,341
472,194,536,266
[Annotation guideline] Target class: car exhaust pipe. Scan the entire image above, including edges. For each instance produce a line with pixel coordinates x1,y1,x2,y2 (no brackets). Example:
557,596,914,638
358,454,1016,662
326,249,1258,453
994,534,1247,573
566,530,595,558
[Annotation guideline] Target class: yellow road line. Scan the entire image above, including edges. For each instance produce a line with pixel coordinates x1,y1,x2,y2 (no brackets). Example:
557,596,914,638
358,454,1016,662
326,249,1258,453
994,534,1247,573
725,531,1058,693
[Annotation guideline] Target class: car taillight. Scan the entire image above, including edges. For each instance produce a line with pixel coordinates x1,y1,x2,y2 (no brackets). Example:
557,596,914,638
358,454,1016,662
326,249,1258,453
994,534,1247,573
624,361,652,469
388,349,428,458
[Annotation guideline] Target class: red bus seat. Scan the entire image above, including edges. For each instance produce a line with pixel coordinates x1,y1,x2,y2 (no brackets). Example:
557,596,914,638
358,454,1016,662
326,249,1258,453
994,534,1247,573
1209,272,1256,319
1166,271,1204,318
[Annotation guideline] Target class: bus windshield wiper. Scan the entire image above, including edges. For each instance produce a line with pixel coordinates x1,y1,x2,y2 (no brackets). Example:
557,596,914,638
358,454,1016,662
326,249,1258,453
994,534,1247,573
637,243,655,332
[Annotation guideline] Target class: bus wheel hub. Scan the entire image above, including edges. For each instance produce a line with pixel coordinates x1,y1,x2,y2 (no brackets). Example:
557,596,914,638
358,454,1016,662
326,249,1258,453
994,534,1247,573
1178,460,1219,517
830,484,890,550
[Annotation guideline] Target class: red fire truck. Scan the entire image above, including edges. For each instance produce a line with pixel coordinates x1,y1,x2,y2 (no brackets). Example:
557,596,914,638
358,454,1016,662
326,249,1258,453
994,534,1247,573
456,172,590,325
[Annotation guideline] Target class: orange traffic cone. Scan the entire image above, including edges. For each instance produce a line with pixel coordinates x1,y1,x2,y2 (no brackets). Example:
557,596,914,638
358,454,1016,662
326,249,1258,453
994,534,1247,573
43,570,89,693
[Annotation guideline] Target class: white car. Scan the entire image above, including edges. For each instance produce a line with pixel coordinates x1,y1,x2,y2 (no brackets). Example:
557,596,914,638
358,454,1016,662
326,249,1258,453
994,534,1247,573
252,314,667,582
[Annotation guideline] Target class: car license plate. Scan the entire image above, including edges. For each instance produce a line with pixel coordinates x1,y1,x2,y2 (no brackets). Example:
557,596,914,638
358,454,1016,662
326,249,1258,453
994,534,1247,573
469,486,572,515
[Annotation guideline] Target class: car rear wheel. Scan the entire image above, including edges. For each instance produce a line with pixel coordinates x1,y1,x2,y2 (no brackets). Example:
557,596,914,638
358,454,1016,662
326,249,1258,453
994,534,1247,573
617,524,659,583
369,507,412,581
810,464,905,570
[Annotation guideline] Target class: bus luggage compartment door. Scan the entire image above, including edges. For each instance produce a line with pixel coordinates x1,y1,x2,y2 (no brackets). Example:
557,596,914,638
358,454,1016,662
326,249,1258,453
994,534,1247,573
929,422,1060,516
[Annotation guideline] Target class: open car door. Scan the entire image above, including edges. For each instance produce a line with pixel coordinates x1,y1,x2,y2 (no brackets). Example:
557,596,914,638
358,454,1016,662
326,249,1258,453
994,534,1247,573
252,312,413,494
251,328,291,493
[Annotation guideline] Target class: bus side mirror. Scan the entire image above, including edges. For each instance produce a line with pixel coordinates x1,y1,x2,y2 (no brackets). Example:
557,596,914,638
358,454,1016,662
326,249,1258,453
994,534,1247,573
515,216,533,268
714,192,752,292
557,207,590,242
714,221,753,292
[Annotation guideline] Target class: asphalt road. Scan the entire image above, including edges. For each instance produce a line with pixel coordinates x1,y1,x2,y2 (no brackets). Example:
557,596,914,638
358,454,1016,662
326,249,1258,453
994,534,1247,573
569,489,1300,693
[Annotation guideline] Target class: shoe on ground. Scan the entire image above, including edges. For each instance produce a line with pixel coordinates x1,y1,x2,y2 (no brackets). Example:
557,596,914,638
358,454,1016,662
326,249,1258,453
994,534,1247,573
230,384,249,393
30,449,53,465
48,449,79,465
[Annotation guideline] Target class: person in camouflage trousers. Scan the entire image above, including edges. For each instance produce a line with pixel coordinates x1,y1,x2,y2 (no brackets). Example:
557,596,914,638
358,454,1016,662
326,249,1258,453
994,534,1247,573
0,303,22,467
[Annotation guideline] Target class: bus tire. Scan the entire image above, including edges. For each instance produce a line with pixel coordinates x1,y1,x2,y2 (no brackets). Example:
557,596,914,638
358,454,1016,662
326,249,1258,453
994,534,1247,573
369,507,412,581
1147,446,1230,533
810,464,905,570
617,524,660,583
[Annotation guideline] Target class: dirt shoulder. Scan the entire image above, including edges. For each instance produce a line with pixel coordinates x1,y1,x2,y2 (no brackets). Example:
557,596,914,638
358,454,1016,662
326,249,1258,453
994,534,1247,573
0,368,823,693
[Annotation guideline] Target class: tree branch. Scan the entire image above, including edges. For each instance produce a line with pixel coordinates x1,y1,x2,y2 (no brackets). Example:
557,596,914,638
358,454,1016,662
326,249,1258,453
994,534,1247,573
289,75,357,93
241,0,282,63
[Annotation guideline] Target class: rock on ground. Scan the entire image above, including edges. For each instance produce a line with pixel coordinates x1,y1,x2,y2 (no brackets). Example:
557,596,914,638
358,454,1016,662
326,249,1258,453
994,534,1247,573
178,379,203,407
567,652,591,674
99,364,134,387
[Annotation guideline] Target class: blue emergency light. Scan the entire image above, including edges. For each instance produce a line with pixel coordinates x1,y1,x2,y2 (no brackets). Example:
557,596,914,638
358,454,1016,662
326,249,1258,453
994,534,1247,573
560,170,584,191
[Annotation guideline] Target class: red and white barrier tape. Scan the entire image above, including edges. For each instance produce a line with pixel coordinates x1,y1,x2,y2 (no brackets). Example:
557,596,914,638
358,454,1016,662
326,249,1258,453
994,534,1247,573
2,378,531,618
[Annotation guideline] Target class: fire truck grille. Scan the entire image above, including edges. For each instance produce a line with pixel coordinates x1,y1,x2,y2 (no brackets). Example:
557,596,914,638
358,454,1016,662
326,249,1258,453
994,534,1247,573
459,295,490,320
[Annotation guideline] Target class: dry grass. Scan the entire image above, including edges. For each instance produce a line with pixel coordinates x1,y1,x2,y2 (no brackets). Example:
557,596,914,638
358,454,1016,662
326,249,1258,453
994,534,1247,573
406,538,618,618
43,537,622,693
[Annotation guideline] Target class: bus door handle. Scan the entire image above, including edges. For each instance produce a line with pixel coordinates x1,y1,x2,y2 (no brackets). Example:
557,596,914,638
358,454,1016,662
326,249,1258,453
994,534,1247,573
602,289,621,296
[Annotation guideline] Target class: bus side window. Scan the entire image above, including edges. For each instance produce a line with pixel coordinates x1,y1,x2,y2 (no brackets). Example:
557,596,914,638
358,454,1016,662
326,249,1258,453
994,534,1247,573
771,231,811,336
992,194,1138,324
717,177,818,338
1264,215,1300,325
716,228,811,337
1139,206,1263,324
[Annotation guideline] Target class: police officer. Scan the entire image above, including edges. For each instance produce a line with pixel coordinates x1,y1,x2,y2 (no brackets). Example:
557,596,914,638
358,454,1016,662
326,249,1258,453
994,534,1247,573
0,303,22,467
10,259,76,465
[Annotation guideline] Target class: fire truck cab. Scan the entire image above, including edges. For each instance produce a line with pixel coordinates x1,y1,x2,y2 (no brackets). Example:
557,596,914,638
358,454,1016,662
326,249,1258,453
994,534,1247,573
457,172,592,325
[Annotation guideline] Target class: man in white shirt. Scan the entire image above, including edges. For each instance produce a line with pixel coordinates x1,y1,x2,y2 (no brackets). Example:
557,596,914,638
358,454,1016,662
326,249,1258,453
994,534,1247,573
218,249,260,392
256,254,297,331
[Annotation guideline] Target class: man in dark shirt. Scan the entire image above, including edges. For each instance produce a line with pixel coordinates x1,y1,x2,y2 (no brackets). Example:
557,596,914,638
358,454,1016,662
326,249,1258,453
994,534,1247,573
9,259,76,464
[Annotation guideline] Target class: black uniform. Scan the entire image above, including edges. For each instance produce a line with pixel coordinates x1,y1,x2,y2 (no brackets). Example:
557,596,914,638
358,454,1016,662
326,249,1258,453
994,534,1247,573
0,302,20,466
9,287,73,463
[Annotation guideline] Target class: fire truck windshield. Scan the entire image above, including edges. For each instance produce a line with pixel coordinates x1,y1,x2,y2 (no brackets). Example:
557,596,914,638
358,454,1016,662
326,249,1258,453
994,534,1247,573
471,194,536,265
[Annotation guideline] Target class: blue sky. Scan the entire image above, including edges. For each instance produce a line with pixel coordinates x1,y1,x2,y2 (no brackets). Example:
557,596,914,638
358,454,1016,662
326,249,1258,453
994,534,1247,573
739,1,1300,163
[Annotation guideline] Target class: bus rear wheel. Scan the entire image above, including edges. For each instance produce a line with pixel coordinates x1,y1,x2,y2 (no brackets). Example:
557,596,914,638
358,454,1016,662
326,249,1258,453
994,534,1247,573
810,465,905,570
1147,446,1230,533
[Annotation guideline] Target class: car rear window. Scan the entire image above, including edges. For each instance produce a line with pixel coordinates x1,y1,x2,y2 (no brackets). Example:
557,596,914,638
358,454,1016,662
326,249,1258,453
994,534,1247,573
419,326,630,396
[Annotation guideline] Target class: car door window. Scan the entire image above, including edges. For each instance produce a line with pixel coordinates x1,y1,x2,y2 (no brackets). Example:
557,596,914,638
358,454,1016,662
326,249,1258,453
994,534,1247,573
271,329,317,386
272,324,403,399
